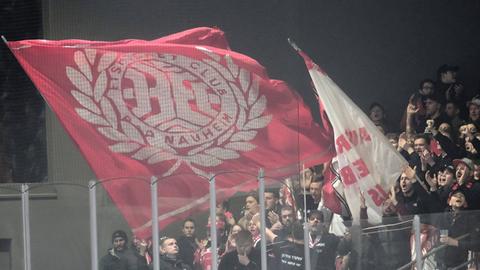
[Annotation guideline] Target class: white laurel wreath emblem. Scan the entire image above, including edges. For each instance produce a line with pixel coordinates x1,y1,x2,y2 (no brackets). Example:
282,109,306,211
66,48,272,177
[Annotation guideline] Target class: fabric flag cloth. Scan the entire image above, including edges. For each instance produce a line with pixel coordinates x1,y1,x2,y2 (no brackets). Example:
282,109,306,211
323,160,348,216
294,45,408,224
6,27,335,238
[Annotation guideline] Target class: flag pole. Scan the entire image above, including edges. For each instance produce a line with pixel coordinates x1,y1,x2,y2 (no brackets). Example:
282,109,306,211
209,176,218,270
287,38,300,52
288,40,312,270
151,176,160,270
1,35,8,45
257,168,267,270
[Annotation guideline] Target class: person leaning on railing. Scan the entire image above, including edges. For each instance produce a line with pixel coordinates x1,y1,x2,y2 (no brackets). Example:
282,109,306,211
436,190,480,269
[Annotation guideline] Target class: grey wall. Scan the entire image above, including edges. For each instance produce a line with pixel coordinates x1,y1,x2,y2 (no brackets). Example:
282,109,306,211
1,1,479,269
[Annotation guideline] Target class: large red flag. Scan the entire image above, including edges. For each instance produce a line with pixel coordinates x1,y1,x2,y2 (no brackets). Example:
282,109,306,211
7,27,334,237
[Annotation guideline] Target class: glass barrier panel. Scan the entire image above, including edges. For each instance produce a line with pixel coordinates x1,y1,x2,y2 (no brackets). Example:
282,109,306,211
29,182,90,270
97,177,150,270
0,185,23,270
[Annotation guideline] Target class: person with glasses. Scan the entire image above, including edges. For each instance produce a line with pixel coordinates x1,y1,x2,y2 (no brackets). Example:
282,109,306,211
308,210,340,270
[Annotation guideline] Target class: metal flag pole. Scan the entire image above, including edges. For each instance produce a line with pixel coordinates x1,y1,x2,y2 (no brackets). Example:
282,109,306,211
413,215,423,270
258,168,267,270
88,180,99,270
21,184,31,270
151,176,160,270
209,176,218,270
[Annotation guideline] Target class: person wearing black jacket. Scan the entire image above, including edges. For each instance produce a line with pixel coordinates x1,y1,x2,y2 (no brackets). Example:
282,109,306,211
447,158,480,211
218,230,260,270
396,169,443,217
437,191,480,269
176,219,198,268
100,230,147,270
308,210,339,270
149,237,191,270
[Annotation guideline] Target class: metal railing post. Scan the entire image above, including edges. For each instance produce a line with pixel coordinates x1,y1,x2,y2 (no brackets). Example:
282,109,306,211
21,184,31,270
151,176,160,270
258,169,267,270
89,180,98,270
413,215,422,270
209,176,218,270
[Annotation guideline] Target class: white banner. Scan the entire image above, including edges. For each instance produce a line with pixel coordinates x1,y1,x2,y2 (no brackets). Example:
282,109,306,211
299,50,407,224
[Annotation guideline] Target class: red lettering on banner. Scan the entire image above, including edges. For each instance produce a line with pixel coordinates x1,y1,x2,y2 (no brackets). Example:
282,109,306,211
336,127,372,154
374,184,388,198
353,159,369,177
336,134,351,154
367,185,388,206
346,129,358,146
340,166,357,186
340,158,370,186
359,127,371,142
367,189,383,206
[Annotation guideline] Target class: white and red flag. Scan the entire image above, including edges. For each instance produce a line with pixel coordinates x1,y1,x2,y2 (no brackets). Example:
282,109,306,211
6,27,334,237
294,45,407,224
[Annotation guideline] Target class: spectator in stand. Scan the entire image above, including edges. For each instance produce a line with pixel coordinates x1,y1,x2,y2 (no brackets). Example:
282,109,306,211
308,210,339,270
419,79,436,96
424,94,451,130
335,228,358,270
238,193,260,230
247,218,261,249
395,167,442,218
436,64,467,118
152,237,191,270
397,132,415,160
447,158,480,210
466,97,480,130
430,120,480,162
100,230,147,270
306,175,347,237
406,133,445,182
302,175,324,212
216,200,235,234
368,102,391,133
218,230,260,270
264,189,281,229
425,164,456,210
437,191,480,270
271,222,306,270
445,101,465,136
271,205,296,238
386,132,398,148
294,167,315,214
194,215,227,270
223,224,243,255
400,79,435,132
474,161,480,181
176,219,198,269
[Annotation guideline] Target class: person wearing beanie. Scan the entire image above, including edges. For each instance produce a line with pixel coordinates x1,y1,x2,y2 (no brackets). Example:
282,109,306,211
100,230,146,270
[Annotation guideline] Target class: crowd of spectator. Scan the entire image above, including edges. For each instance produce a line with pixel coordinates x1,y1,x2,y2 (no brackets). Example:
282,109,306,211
99,64,480,269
